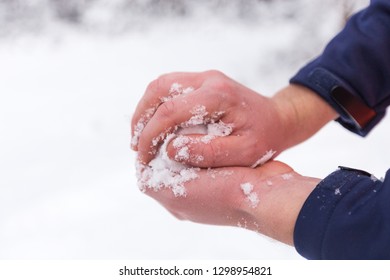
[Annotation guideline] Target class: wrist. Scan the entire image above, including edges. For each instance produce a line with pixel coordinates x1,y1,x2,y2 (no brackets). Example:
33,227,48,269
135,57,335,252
271,84,338,150
247,170,320,245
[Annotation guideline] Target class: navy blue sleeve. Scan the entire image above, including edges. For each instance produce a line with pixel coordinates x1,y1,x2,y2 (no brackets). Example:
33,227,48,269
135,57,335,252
290,0,390,136
294,168,390,259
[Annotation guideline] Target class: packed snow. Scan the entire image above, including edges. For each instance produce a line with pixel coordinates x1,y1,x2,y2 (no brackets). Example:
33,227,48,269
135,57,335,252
136,87,234,197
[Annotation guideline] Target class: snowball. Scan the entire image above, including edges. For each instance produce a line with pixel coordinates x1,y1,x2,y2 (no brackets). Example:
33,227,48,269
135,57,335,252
135,96,235,197
136,133,199,197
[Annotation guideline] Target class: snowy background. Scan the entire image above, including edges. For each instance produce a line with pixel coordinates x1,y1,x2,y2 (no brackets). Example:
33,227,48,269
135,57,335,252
1,0,387,259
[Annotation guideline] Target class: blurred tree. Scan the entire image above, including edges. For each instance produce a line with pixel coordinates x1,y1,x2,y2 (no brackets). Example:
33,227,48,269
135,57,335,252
0,0,369,36
48,0,96,23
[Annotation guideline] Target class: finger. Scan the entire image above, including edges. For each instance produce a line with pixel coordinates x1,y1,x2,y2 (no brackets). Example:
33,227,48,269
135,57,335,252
131,72,207,150
167,134,277,168
137,88,228,164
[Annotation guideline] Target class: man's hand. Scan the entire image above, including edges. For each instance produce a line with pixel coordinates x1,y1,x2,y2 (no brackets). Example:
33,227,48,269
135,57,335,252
131,70,337,168
143,161,320,245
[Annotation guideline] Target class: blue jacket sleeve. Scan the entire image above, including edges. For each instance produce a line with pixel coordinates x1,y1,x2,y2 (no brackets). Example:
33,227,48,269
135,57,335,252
294,167,390,259
290,0,390,136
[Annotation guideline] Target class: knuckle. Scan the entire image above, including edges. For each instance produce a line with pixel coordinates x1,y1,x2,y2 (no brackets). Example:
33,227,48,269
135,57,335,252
156,100,176,120
205,69,225,78
206,140,224,166
146,73,169,96
210,74,232,91
201,71,238,105
209,78,237,102
146,78,160,94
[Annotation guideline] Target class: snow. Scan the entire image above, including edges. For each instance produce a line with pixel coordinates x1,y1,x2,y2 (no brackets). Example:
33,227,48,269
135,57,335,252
1,0,385,260
131,107,155,148
161,82,194,102
175,146,190,161
240,182,259,208
136,103,233,196
207,121,234,137
241,182,254,195
281,173,294,180
136,133,199,197
251,150,276,168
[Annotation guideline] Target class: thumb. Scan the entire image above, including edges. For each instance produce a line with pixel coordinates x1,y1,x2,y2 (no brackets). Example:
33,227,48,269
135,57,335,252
167,134,271,168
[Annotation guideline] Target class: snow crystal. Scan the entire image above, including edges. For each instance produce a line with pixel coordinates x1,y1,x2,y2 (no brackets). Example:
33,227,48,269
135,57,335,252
160,82,195,102
334,188,341,195
207,121,234,137
281,173,293,180
241,182,254,194
172,120,233,162
175,146,190,161
200,135,215,144
219,170,234,177
182,86,195,95
131,121,145,147
207,168,234,179
173,135,191,148
194,155,204,163
151,126,176,147
169,82,182,94
207,168,218,179
152,132,165,147
186,105,208,126
181,106,234,137
237,218,249,229
251,150,276,168
131,107,156,148
240,182,259,208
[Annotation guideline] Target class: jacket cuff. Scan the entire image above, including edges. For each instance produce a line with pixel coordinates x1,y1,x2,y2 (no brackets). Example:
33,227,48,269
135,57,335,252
293,167,375,259
290,65,380,136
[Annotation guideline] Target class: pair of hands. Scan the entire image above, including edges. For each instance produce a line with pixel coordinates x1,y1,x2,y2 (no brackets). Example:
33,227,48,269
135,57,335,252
131,70,337,244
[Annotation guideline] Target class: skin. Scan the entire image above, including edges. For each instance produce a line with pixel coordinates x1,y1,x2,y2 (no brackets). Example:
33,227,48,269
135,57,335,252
131,70,337,168
132,70,338,245
143,161,320,245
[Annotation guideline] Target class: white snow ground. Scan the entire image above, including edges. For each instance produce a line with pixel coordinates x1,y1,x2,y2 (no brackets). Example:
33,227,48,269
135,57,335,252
1,0,387,260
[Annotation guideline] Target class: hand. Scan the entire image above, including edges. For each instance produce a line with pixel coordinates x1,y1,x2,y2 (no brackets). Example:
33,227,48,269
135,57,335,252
142,161,320,245
131,70,337,168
